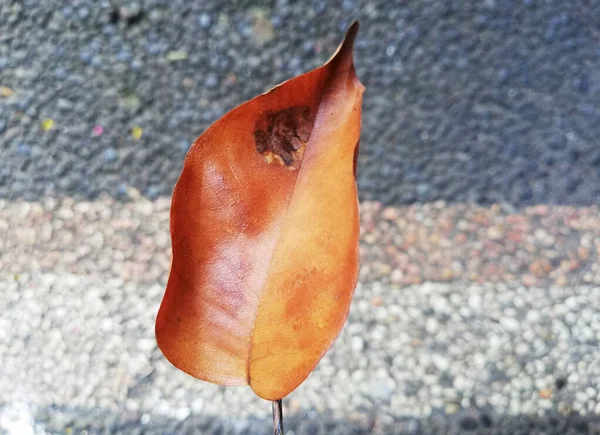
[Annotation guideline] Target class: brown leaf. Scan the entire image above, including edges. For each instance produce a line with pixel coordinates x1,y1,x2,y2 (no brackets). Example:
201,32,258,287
155,23,364,400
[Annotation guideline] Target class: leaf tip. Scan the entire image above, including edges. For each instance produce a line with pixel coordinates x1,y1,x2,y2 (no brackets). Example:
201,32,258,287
345,20,360,46
328,21,364,92
331,21,359,65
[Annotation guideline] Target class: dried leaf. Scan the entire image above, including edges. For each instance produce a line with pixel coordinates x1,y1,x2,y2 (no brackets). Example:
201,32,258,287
156,22,364,401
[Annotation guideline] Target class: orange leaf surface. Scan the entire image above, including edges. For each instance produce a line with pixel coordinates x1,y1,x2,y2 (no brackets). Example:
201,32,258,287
155,22,364,401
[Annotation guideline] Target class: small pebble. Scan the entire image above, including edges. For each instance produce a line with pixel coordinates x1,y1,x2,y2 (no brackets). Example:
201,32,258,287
91,125,104,137
103,148,118,162
166,50,188,62
41,118,54,131
205,74,219,89
198,13,212,29
132,126,143,140
0,85,14,97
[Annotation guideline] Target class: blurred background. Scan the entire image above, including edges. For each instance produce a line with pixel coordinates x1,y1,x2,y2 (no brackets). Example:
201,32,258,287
2,0,600,434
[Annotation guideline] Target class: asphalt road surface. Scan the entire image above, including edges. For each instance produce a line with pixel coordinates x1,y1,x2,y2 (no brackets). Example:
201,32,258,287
1,0,600,206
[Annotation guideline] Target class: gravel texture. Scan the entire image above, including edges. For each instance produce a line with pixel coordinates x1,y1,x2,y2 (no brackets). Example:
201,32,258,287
3,197,600,434
3,196,600,288
1,1,600,205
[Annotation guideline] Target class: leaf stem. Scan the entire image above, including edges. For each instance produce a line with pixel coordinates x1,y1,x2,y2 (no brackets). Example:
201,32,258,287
272,399,284,435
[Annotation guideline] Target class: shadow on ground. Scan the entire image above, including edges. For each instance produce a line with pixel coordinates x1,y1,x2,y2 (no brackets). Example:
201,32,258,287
25,404,600,434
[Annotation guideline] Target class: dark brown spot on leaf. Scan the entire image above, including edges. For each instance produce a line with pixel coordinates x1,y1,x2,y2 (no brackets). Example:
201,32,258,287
254,106,314,169
353,140,360,179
